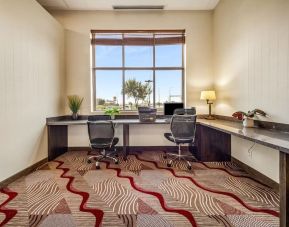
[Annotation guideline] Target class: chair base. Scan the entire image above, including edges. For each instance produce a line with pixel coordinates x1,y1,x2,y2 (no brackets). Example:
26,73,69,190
164,144,196,170
87,149,119,169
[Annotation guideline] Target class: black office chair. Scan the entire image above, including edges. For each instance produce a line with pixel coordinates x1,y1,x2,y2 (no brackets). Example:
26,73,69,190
164,113,197,170
87,120,119,169
88,115,111,121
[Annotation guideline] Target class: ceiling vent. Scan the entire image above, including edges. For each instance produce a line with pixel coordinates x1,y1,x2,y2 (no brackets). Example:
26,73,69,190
113,5,165,10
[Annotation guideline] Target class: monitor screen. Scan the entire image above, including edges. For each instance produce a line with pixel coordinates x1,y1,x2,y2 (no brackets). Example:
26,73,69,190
164,103,184,116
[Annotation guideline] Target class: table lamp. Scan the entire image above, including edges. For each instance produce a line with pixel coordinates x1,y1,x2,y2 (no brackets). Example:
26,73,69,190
200,90,216,120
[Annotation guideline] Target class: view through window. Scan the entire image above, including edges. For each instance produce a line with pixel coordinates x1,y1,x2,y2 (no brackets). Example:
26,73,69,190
91,30,185,111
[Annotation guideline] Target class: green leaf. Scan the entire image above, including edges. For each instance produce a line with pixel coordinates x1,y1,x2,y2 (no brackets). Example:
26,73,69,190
104,107,120,116
67,95,83,113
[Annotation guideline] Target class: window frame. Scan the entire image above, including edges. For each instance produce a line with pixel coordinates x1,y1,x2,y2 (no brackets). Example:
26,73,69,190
91,30,185,112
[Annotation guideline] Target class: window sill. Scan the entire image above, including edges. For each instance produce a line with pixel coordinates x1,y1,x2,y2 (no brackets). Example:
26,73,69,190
91,110,165,115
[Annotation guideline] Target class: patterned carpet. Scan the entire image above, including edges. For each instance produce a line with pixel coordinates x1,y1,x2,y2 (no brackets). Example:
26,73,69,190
0,150,280,227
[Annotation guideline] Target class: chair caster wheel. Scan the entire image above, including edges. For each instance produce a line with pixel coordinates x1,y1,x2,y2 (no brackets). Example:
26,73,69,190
187,165,192,170
95,162,100,169
115,161,119,164
167,163,172,167
87,159,92,164
163,155,167,159
95,165,100,169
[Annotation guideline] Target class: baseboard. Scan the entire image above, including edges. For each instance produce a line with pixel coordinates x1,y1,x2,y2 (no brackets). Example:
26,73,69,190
0,158,48,189
68,146,92,151
231,157,279,192
68,146,191,153
126,146,190,153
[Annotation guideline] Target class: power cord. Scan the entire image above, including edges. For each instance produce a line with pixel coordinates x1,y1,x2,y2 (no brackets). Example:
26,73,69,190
248,141,256,158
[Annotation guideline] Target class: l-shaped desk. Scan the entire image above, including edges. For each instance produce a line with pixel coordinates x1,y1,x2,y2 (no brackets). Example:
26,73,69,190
47,118,233,162
47,116,289,226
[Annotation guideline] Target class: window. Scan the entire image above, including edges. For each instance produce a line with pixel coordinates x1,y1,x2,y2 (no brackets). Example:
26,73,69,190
91,30,185,111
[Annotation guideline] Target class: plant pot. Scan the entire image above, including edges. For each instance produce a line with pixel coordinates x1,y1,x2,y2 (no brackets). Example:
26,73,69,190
243,117,254,128
72,112,78,120
111,115,115,120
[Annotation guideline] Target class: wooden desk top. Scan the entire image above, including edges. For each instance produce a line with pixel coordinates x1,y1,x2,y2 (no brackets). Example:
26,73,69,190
47,117,289,154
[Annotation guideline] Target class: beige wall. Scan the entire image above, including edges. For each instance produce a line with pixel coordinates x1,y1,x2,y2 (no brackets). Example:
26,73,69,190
213,0,289,182
0,0,65,181
51,10,214,115
213,0,289,124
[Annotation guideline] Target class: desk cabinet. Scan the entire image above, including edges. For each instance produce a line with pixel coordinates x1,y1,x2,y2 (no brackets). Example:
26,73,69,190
194,124,231,162
47,125,68,161
47,122,232,162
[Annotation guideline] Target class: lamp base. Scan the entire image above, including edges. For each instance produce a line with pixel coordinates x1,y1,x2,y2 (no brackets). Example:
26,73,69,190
205,115,216,120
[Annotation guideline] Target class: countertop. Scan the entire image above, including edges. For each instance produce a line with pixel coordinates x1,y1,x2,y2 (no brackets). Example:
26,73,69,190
197,119,289,154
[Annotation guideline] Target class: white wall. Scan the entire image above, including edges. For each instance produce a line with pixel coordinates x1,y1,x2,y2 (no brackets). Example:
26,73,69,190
213,0,289,182
50,10,214,147
0,0,65,181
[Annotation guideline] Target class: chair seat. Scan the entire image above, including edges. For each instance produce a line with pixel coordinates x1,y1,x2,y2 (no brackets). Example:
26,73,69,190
164,133,194,144
90,137,119,149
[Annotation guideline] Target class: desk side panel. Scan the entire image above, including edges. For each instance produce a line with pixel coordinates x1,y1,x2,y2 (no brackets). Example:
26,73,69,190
280,152,289,227
196,125,231,162
48,125,68,161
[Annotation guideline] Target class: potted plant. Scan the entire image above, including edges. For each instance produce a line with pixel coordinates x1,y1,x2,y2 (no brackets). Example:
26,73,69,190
67,95,84,120
232,108,267,127
104,107,120,120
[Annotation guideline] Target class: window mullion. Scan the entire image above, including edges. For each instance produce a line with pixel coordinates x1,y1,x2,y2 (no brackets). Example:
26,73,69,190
182,42,184,104
92,44,96,111
122,34,125,110
153,34,156,108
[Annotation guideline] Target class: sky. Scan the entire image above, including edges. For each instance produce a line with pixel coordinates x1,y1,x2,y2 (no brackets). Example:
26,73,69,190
95,44,182,105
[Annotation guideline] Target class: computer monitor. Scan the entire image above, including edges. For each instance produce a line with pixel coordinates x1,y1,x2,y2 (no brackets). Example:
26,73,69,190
164,103,184,116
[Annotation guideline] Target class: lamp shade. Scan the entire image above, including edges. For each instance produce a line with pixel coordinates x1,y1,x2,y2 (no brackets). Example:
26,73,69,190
200,90,216,100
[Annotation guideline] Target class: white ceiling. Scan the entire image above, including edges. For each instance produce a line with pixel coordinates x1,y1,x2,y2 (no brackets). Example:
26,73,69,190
37,0,220,11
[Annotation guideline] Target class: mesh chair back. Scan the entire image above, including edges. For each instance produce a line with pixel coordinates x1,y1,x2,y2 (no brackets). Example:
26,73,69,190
170,114,197,141
88,115,111,121
173,108,196,115
87,121,115,143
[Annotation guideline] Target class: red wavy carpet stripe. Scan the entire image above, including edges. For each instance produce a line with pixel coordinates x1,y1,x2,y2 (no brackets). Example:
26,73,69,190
103,161,198,227
135,155,279,218
53,160,104,227
199,162,269,187
0,188,18,227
